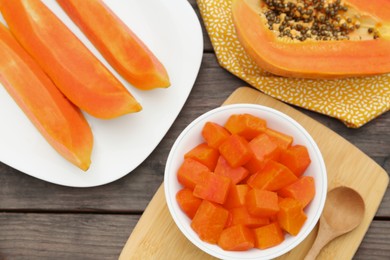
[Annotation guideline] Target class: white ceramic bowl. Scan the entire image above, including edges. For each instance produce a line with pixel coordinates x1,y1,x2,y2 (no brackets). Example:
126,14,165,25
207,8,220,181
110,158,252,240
164,104,327,260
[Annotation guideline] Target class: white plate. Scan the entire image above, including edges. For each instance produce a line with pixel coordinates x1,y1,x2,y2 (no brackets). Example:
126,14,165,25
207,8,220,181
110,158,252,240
0,0,203,187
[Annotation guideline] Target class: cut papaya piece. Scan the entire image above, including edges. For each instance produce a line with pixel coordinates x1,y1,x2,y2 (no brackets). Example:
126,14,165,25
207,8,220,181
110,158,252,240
265,128,293,150
254,222,285,249
177,158,210,190
56,0,170,90
279,145,311,177
278,176,315,208
201,122,231,149
245,189,279,217
277,198,307,236
232,0,390,78
224,113,266,140
176,188,203,219
214,156,249,184
247,160,298,191
193,172,231,204
217,225,255,251
184,143,220,171
223,183,250,209
0,23,93,171
229,206,270,228
191,200,229,244
245,133,280,174
219,134,253,168
0,0,141,119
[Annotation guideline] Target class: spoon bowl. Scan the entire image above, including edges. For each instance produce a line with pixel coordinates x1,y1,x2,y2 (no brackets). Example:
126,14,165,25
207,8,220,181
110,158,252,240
305,186,365,260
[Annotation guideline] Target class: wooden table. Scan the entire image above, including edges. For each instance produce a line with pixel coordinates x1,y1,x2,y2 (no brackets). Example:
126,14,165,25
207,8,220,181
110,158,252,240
0,1,389,259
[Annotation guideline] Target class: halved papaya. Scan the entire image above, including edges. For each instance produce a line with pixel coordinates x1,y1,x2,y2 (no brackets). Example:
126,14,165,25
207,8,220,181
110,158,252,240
56,0,170,90
0,23,93,171
232,0,390,78
0,0,142,119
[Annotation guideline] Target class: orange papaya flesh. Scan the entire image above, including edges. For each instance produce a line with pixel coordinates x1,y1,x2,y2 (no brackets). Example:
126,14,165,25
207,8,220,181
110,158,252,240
232,0,390,78
278,176,315,208
0,0,141,119
56,0,170,90
217,224,255,251
184,143,220,171
248,160,298,191
254,222,285,249
223,183,249,209
230,206,270,228
215,156,249,184
176,188,203,219
279,145,311,177
177,158,210,190
245,133,281,174
202,122,231,149
224,113,267,141
191,200,229,244
193,172,231,204
277,198,307,236
265,128,293,151
245,189,280,217
0,23,93,171
218,134,253,168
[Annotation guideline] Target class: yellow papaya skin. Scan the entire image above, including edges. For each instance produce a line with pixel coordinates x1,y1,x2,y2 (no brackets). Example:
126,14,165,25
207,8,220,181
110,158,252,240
0,23,93,171
57,0,170,90
0,0,142,119
232,0,390,78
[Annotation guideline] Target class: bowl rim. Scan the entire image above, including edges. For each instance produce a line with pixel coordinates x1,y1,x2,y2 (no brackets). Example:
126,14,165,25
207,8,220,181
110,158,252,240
164,103,327,260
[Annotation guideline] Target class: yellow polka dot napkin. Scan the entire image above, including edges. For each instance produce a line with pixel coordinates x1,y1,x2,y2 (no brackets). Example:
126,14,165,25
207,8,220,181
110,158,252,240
197,0,390,128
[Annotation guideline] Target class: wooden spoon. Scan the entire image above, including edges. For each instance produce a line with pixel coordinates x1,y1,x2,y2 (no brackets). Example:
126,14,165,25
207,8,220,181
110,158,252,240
304,186,365,260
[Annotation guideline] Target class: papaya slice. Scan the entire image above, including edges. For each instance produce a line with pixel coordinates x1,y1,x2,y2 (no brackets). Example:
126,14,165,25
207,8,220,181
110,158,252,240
0,23,93,171
57,0,170,90
232,0,390,78
0,0,142,119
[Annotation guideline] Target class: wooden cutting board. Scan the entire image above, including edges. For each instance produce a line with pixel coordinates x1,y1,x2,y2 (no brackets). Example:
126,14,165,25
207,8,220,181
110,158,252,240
119,87,389,260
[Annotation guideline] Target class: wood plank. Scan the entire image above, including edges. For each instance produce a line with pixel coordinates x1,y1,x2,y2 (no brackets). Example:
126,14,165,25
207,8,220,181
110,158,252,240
0,213,388,260
354,221,390,260
0,53,388,215
0,213,139,260
119,87,388,259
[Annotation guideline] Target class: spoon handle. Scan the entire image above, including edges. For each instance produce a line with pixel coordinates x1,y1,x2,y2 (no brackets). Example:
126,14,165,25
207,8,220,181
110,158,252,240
304,224,338,260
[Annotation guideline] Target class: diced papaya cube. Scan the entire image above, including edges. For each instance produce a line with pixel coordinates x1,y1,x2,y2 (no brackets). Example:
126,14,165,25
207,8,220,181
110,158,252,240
176,188,203,219
277,198,307,236
218,224,255,251
191,200,229,244
224,113,267,140
184,143,220,171
265,128,293,150
245,133,281,174
219,134,253,168
278,176,315,208
193,172,231,204
229,207,270,228
224,184,250,209
269,213,278,223
279,145,311,177
236,184,251,206
215,156,249,184
247,160,298,191
225,211,233,228
254,222,285,249
177,158,210,190
201,121,231,149
245,189,279,217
